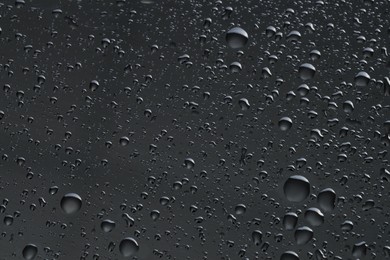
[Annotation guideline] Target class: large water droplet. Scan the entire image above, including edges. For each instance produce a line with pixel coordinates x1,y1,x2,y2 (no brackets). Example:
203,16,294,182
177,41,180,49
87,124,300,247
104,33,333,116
280,251,299,260
89,80,99,91
60,193,82,214
279,117,293,131
283,175,310,202
354,71,370,87
304,208,324,226
299,63,316,80
294,226,313,245
317,188,336,212
226,27,248,49
119,237,139,257
283,212,298,230
22,244,38,260
101,219,116,232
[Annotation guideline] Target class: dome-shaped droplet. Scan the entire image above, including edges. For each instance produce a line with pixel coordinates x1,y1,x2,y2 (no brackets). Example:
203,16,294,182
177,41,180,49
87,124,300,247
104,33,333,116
60,193,82,214
184,158,195,169
354,71,370,87
4,215,14,226
279,117,293,131
280,251,299,260
286,30,301,42
238,98,250,110
251,230,262,245
283,175,310,202
150,210,160,220
340,220,354,231
229,61,242,73
119,136,130,146
266,26,276,37
317,188,336,212
235,204,246,215
119,237,139,257
304,208,324,226
309,50,321,60
101,219,116,232
22,244,38,260
226,27,248,49
343,100,354,113
299,63,316,80
89,80,99,91
352,241,367,258
294,226,313,245
283,212,298,230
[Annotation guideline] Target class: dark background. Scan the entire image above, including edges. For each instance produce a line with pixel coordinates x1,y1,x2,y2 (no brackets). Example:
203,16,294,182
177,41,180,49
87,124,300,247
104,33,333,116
0,0,389,259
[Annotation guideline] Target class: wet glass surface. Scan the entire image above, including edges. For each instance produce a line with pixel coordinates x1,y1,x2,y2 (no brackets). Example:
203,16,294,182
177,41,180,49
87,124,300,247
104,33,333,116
0,0,389,259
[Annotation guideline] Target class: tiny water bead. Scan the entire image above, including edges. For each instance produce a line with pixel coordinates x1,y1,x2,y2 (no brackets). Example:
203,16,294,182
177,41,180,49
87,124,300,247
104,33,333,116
119,237,139,257
225,27,248,49
283,175,310,202
22,244,38,260
60,193,82,214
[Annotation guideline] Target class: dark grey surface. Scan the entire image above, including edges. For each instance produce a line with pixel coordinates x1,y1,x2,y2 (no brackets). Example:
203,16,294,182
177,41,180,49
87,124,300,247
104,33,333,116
0,0,389,259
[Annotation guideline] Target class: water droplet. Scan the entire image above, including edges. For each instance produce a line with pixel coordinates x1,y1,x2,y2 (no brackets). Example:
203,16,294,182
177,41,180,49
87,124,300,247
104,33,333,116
60,193,82,214
283,212,298,230
119,237,139,257
299,63,316,80
184,158,195,169
279,117,293,131
352,241,367,258
317,188,336,212
304,208,324,226
226,27,248,49
284,175,310,202
119,136,130,146
229,61,242,73
294,226,313,245
251,230,262,245
22,244,38,260
89,80,99,91
280,251,299,260
238,98,250,111
235,204,246,215
101,219,116,232
354,71,371,87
